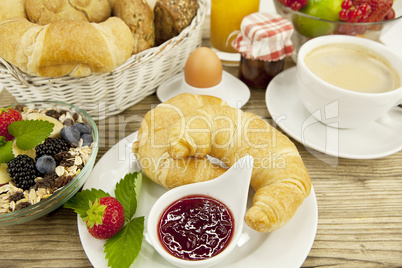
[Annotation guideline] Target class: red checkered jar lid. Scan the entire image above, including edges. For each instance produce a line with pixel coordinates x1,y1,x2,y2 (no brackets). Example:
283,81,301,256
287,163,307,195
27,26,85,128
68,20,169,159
232,12,295,61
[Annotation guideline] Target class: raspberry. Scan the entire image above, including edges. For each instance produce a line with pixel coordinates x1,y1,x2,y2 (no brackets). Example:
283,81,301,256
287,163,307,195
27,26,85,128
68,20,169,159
7,155,37,191
35,138,70,161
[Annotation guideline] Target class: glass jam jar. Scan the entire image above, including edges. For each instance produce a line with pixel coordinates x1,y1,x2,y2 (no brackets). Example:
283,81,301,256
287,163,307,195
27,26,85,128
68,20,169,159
232,12,295,89
239,56,285,88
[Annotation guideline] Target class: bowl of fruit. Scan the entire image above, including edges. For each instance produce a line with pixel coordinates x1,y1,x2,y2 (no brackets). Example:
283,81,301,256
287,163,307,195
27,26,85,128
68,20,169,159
0,101,98,225
274,0,402,60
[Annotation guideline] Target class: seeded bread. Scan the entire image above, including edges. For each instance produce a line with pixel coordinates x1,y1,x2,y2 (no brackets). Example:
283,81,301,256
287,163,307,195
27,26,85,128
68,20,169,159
113,0,155,54
154,0,198,45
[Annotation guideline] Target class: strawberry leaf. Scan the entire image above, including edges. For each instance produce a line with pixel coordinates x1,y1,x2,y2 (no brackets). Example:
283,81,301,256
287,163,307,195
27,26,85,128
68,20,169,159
8,120,54,150
0,140,14,164
104,216,144,268
0,136,6,147
64,189,110,219
115,172,142,222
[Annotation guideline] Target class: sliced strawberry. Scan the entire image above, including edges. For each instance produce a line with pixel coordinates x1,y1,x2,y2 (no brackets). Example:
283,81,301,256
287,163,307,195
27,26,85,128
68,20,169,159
0,108,22,141
84,196,125,240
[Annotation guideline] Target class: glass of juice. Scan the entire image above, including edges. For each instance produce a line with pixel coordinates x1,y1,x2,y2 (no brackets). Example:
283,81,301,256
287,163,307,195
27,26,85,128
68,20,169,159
210,0,260,64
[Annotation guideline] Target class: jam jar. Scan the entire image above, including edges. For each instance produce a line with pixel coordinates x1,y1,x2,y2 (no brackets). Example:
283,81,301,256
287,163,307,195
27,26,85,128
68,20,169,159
239,56,285,88
232,12,295,89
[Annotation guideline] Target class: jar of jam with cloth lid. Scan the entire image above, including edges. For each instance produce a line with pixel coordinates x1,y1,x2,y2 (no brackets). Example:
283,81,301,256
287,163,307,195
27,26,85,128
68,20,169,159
232,12,294,89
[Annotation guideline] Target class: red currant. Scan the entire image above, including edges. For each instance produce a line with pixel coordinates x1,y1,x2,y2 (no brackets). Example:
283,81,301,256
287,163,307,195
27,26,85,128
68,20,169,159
349,9,363,22
358,4,371,16
298,0,308,7
290,1,302,10
339,9,350,21
384,8,395,20
341,0,353,9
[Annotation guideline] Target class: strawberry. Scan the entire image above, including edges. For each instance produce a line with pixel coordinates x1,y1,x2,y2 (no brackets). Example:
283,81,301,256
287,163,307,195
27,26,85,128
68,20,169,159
84,196,125,239
0,107,22,141
356,0,393,22
339,0,394,22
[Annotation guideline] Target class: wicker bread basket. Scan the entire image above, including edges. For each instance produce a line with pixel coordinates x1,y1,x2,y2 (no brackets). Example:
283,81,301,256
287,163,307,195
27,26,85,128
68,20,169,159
0,0,207,119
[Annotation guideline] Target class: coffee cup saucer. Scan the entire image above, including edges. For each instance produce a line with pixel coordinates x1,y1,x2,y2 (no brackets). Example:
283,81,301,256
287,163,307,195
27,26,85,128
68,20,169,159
156,70,250,108
265,67,402,159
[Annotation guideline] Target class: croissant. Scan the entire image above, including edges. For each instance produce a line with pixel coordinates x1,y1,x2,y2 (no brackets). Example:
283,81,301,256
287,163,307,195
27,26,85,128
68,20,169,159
0,17,133,77
167,104,311,232
0,0,26,23
132,93,229,189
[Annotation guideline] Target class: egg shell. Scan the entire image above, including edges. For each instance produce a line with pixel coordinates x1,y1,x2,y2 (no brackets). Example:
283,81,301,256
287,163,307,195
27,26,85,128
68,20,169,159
184,47,223,88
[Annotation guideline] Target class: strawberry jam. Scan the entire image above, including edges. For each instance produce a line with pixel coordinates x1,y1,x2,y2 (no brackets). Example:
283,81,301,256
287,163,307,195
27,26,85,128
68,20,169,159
158,195,234,261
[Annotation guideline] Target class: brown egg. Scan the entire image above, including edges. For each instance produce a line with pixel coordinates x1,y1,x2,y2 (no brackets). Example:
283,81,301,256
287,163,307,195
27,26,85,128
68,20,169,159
184,47,223,88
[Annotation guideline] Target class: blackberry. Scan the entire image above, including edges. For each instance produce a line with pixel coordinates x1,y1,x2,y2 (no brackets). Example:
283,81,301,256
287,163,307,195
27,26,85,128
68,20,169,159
7,155,37,191
35,138,70,160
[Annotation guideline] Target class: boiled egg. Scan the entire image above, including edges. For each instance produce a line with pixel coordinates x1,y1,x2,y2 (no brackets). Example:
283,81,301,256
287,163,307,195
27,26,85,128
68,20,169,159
184,47,223,88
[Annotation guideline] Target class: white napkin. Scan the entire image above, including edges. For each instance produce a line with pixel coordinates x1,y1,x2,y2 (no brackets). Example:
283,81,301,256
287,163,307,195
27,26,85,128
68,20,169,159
379,0,402,59
380,18,402,60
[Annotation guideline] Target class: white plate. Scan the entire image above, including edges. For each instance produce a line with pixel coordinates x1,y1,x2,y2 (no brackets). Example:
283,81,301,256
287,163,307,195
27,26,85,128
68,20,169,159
78,131,318,268
156,71,250,108
266,67,402,159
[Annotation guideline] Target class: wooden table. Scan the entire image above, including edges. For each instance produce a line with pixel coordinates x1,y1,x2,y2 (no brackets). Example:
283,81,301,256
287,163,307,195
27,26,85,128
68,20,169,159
1,18,402,268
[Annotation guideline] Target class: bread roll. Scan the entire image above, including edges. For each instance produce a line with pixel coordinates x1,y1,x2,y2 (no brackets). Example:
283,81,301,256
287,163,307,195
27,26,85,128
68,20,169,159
113,0,155,54
132,93,229,189
0,0,26,23
167,104,311,232
25,0,112,24
154,0,198,45
0,17,134,77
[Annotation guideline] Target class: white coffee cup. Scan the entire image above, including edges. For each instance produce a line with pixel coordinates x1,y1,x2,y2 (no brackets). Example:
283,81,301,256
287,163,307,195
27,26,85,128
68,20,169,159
297,35,402,129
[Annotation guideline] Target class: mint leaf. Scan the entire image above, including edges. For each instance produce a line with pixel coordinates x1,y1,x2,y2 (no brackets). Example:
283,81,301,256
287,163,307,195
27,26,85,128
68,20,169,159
104,217,144,268
0,140,14,164
115,172,142,222
0,136,6,147
8,120,54,150
64,189,110,219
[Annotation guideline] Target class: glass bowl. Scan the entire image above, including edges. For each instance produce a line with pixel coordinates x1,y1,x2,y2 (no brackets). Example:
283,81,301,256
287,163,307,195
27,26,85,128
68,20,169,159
274,0,402,61
0,101,99,226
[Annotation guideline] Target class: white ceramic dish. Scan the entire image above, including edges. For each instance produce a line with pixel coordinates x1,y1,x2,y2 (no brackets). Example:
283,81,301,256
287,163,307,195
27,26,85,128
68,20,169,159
77,131,318,268
266,67,402,159
156,71,250,108
147,156,253,268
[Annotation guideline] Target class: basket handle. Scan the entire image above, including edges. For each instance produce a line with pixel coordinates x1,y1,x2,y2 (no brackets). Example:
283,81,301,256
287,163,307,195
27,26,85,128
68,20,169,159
0,57,30,87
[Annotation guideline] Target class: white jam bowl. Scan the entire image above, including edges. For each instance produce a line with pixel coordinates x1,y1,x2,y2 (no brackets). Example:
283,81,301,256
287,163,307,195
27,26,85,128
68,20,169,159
146,155,254,268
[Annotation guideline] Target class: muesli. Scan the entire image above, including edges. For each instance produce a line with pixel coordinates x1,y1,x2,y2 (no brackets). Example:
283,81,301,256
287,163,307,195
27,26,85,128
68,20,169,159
0,106,94,214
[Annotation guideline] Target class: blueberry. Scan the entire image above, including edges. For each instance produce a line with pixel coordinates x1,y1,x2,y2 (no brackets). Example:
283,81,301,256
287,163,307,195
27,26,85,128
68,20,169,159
72,123,92,135
81,134,93,147
60,126,80,146
35,155,56,174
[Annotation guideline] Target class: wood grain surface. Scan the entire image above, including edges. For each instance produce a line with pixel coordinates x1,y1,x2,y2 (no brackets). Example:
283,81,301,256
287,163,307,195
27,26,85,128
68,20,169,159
0,16,401,268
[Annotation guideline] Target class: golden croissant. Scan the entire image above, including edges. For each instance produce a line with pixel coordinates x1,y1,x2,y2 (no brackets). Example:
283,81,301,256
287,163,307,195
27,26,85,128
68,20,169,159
132,93,228,189
167,103,311,232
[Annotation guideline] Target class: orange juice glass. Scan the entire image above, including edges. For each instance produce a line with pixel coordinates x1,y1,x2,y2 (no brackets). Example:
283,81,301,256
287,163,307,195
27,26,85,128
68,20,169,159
210,0,260,53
